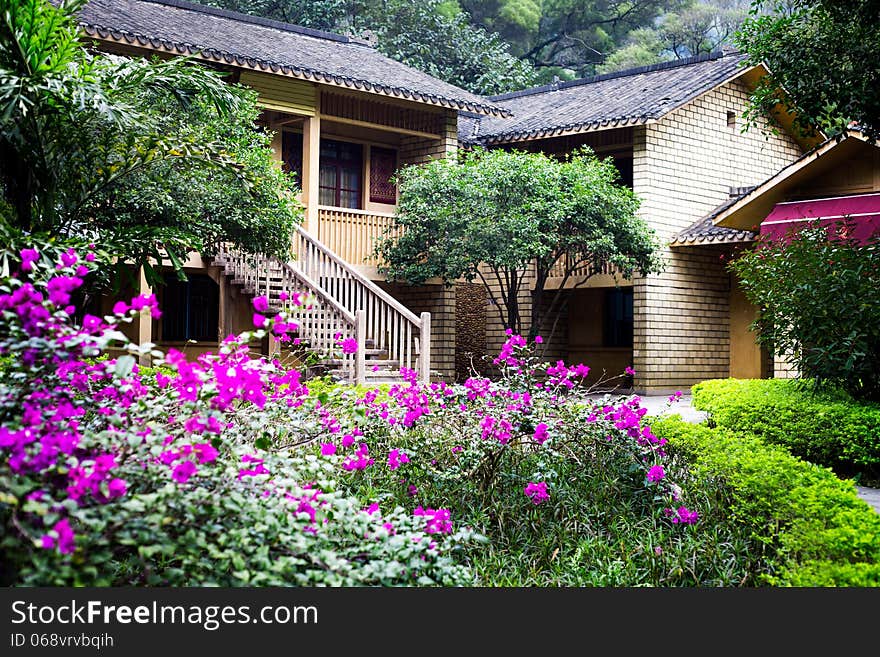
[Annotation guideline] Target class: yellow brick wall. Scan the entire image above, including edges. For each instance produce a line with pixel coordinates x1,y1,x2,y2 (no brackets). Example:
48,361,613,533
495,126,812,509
378,282,457,380
399,110,458,166
633,78,803,393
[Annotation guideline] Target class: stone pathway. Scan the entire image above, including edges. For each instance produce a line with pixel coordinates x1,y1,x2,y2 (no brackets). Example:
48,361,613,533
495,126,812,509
633,394,880,515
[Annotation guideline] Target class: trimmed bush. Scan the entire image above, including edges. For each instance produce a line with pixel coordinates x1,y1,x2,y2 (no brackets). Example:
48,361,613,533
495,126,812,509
691,378,880,481
653,416,880,586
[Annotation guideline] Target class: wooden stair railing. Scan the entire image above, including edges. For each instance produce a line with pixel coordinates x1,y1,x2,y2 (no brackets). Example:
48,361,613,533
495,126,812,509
213,228,431,384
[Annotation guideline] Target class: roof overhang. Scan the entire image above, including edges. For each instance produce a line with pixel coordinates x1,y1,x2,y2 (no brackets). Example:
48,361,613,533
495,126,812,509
760,192,880,242
713,131,878,231
80,24,510,117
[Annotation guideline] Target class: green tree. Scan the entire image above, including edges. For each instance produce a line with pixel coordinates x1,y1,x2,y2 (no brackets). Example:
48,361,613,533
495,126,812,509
465,0,673,81
730,225,880,400
201,0,536,94
597,1,751,74
0,0,301,282
376,148,661,337
736,0,880,140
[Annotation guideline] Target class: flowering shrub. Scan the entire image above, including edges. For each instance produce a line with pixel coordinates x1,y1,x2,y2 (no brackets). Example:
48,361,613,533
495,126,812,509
0,247,476,585
306,334,763,585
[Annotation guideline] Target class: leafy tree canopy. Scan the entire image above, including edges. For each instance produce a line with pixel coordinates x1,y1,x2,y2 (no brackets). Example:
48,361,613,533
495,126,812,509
376,148,662,336
0,0,302,284
201,0,536,94
736,0,880,141
730,225,880,401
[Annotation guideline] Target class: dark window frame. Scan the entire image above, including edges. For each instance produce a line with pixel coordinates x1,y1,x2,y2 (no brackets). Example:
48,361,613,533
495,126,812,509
160,273,220,343
319,138,363,209
603,287,634,348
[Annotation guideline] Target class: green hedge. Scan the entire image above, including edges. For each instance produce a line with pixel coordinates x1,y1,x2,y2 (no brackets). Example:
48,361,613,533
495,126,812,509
691,379,880,480
653,416,880,586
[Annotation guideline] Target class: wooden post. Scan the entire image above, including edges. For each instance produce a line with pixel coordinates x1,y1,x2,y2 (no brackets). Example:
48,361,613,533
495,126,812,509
355,309,366,385
138,266,153,367
301,104,321,235
419,311,431,384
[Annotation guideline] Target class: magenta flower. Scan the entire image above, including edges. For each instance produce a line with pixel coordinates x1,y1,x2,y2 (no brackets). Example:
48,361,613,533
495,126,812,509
172,460,197,484
320,442,337,456
524,481,550,505
107,478,128,498
533,422,549,445
194,443,218,464
252,313,267,328
625,366,636,376
534,335,543,344
340,337,358,354
252,295,270,313
40,518,76,555
646,465,665,483
387,448,410,470
20,248,40,272
665,506,699,525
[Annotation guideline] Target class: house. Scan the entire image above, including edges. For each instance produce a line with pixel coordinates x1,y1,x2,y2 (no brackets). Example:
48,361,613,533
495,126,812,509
460,51,824,393
77,0,508,383
676,129,880,378
79,0,860,393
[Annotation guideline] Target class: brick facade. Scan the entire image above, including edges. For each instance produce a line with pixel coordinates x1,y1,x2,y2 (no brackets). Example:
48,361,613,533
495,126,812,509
399,110,458,166
632,79,802,393
378,282,457,380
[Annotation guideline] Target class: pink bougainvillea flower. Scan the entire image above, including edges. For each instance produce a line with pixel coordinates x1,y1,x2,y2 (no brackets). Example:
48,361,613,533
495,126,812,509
252,295,270,313
387,448,410,471
533,422,549,445
534,335,543,344
320,442,337,456
646,465,665,483
20,248,40,272
340,337,358,354
107,478,128,498
172,460,197,484
524,481,550,505
252,313,267,328
625,366,636,376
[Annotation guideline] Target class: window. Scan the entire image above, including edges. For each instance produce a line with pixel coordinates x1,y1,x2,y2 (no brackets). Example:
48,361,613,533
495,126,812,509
727,110,737,129
604,287,633,348
160,273,219,342
370,146,398,204
282,131,303,187
319,139,363,209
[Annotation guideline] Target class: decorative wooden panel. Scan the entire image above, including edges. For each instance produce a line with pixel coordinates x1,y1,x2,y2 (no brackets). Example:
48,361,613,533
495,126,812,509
370,146,397,204
321,92,444,136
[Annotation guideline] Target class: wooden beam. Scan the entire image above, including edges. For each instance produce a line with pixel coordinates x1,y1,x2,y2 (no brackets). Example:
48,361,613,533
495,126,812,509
320,114,442,141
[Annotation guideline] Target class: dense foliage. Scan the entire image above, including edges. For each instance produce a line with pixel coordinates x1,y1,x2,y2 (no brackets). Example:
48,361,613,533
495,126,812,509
736,0,880,141
376,148,661,338
730,226,880,400
691,379,880,483
654,417,880,586
0,0,301,284
201,1,755,89
0,246,476,585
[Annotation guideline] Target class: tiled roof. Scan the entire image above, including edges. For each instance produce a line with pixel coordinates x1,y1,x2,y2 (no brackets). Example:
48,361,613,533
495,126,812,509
460,51,751,144
670,192,757,246
77,0,508,116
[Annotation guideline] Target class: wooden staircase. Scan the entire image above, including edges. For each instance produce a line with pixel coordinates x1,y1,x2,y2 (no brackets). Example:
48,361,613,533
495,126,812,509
212,225,431,385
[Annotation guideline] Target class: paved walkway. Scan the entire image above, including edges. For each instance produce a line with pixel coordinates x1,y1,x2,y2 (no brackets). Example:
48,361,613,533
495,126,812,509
633,394,880,514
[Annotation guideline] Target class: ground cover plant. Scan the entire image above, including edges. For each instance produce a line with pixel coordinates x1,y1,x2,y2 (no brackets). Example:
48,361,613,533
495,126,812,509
692,378,880,485
653,417,880,586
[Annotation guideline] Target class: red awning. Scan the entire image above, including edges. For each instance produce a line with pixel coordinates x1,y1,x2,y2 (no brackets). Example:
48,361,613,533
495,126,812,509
760,192,880,242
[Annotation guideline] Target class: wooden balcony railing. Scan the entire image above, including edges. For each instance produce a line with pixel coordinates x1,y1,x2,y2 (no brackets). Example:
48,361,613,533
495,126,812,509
316,205,398,268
